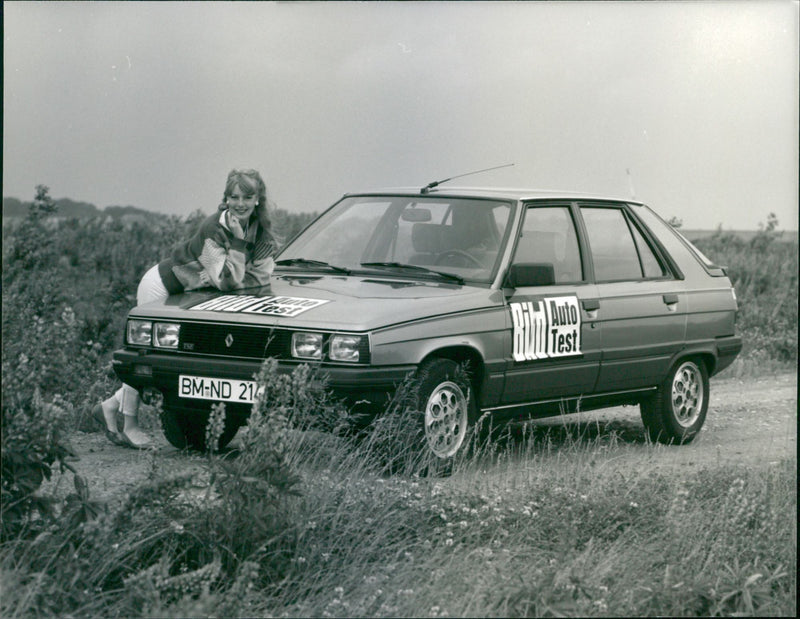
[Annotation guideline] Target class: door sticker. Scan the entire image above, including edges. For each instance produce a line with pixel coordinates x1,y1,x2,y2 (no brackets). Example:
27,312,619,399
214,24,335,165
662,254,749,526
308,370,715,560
189,294,329,317
510,295,581,362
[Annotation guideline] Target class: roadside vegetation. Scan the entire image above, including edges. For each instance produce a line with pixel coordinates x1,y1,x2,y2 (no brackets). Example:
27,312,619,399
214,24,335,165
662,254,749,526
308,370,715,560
2,188,796,617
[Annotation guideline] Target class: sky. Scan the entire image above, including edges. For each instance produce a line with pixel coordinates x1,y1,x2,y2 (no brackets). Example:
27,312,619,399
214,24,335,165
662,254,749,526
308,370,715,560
3,1,798,230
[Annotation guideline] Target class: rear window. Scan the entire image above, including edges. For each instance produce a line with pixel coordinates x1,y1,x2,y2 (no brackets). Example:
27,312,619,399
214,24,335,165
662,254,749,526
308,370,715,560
631,203,727,277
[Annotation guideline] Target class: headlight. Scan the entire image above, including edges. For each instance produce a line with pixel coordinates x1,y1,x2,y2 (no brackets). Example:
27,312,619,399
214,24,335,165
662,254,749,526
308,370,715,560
291,332,323,359
330,334,362,362
154,322,180,349
127,320,152,346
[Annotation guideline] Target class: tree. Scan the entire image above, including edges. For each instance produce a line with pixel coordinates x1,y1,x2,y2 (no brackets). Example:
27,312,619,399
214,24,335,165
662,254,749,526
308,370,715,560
666,216,683,229
28,184,58,220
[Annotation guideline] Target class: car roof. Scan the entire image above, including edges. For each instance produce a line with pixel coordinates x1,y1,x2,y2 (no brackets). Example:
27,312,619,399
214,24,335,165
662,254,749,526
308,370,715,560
343,186,644,205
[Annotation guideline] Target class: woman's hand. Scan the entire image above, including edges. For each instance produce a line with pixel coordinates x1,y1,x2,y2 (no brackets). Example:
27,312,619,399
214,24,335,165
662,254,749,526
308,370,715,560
227,212,246,239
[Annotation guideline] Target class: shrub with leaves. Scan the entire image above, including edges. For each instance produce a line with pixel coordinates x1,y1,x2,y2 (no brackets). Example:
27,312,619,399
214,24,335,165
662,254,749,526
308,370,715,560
1,389,76,540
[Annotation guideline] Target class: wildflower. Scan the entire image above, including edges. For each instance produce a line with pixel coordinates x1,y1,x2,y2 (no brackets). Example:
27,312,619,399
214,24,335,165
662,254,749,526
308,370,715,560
334,586,344,595
61,306,76,326
630,501,639,508
459,520,468,529
445,538,454,546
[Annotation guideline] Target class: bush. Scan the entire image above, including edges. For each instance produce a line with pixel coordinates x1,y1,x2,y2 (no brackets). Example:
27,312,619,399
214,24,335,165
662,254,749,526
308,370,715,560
1,389,75,540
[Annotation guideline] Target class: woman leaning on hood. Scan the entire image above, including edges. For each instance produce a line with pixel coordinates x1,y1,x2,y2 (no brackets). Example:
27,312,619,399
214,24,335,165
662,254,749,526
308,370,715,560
93,168,278,449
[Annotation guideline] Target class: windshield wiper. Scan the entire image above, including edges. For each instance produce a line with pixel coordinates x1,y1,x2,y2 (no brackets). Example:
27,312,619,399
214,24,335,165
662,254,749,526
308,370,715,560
359,262,464,285
275,258,351,274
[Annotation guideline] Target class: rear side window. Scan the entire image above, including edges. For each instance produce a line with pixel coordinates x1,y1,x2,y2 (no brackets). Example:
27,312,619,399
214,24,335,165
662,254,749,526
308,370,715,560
581,206,667,281
629,220,668,278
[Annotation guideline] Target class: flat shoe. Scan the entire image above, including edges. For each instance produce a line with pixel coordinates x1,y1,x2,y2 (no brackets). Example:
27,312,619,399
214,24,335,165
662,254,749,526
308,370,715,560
93,404,126,447
120,430,154,450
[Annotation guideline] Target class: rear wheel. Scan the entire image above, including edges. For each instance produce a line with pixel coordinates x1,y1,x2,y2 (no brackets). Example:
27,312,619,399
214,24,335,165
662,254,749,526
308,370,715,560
416,358,477,460
640,358,709,444
161,399,243,451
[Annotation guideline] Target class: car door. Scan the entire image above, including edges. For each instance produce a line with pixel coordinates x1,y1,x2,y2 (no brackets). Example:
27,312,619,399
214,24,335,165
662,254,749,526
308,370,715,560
501,203,601,403
577,202,687,392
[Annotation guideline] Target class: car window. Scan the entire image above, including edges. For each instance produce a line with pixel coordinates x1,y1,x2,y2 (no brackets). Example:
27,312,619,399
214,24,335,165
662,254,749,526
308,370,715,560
581,207,644,281
629,219,667,278
512,206,583,283
278,196,513,284
287,200,393,266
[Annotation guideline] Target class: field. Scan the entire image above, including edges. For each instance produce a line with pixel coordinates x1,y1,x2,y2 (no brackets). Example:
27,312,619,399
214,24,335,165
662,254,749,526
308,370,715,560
1,190,797,617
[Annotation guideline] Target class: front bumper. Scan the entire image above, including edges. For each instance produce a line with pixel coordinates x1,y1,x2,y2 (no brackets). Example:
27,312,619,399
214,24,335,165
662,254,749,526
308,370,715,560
112,348,416,411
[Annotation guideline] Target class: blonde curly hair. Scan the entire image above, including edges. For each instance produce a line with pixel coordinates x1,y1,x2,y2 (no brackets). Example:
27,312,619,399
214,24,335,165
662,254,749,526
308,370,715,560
218,168,272,232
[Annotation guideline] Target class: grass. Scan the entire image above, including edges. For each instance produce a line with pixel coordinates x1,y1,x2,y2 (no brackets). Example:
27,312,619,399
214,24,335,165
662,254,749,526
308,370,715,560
2,392,796,618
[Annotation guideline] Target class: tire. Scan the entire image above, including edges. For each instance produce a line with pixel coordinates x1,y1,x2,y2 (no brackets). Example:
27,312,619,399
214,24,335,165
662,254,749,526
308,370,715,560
415,358,478,460
161,401,243,451
640,358,709,444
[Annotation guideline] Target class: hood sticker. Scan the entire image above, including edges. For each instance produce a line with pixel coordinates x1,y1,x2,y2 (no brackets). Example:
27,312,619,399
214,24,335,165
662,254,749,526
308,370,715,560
189,294,329,317
510,295,581,362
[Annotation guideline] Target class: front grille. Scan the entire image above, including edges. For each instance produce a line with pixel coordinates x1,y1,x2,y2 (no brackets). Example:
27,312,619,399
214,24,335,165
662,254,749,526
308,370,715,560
177,322,371,363
179,323,289,359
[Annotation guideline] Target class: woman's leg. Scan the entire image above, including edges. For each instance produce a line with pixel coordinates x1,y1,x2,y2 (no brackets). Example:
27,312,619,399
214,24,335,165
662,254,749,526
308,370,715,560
119,383,151,447
98,264,167,447
96,386,122,432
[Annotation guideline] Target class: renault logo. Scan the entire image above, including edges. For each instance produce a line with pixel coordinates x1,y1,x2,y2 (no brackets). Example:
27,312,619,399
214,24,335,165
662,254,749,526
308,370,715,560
225,334,234,348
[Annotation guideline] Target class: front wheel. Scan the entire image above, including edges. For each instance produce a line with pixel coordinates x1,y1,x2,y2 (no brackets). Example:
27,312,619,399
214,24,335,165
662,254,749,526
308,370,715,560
640,358,709,444
161,400,243,451
416,358,477,460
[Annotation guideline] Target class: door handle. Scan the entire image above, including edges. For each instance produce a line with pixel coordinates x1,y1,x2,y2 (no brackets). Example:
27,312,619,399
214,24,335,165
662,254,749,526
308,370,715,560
582,299,600,311
663,293,679,305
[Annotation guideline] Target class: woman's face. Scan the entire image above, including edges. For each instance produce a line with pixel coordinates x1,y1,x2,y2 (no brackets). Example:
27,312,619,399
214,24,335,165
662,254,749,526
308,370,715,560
225,185,257,222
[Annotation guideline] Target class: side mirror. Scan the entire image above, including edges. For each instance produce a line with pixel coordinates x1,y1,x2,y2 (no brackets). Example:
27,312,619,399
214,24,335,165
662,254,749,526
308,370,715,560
503,263,555,288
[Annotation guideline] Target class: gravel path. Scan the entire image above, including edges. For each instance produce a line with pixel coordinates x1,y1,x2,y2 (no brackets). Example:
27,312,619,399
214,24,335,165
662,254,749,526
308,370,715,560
51,372,797,505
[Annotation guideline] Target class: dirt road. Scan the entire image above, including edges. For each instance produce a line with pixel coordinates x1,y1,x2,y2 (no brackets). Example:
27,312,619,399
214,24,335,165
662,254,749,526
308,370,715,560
54,372,796,505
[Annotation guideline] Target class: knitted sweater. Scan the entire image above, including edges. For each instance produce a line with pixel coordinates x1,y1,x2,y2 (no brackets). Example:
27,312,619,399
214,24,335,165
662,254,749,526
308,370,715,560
158,211,276,294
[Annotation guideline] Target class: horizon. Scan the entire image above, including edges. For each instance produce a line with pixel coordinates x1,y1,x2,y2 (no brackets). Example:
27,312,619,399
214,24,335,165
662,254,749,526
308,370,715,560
3,191,796,235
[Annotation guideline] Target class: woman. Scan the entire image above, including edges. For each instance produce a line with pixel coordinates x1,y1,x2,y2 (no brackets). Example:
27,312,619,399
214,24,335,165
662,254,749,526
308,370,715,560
94,168,278,448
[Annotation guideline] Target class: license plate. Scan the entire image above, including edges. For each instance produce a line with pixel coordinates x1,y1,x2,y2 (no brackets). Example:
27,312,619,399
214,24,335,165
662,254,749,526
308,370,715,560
178,375,258,404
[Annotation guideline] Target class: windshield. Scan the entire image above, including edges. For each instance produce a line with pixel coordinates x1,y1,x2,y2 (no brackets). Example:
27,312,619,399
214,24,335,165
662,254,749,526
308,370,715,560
277,196,514,284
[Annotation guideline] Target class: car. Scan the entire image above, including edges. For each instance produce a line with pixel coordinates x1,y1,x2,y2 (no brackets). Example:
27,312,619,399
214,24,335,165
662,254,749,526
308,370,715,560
112,183,742,458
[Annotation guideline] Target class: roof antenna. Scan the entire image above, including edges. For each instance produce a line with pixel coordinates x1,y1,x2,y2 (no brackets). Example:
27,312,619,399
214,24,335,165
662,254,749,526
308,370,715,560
420,163,515,194
626,168,637,200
